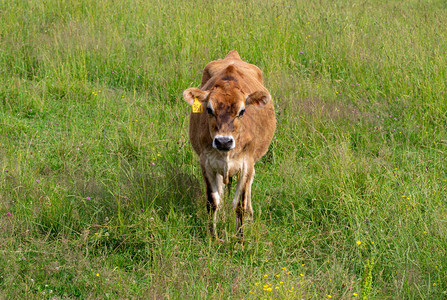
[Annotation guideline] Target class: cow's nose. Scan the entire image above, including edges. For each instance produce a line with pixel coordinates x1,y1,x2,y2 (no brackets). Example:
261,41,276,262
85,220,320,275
213,135,235,151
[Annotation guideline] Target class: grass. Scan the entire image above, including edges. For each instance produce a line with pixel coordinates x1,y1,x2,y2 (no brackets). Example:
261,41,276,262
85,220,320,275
1,0,446,298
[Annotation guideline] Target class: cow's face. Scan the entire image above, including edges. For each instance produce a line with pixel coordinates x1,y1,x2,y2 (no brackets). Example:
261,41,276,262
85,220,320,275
183,82,271,152
205,82,246,151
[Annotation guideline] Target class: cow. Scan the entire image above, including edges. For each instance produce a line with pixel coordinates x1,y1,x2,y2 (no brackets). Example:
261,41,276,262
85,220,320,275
182,50,276,239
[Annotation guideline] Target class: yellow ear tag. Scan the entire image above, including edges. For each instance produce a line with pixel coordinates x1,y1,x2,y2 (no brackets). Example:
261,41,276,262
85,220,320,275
192,97,203,113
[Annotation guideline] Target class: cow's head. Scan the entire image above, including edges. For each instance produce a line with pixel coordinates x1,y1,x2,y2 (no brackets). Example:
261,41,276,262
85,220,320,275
183,71,271,152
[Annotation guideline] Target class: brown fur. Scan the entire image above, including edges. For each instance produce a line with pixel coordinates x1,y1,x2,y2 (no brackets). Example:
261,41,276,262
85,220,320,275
182,50,276,238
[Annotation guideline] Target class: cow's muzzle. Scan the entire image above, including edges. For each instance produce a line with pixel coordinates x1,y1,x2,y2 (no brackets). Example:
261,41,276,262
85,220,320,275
213,135,235,151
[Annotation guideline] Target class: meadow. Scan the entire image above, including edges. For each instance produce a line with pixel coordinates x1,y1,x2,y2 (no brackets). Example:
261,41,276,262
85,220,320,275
1,0,446,298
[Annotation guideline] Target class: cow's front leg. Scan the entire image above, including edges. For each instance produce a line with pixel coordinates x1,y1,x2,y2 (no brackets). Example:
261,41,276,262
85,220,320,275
201,161,224,239
232,159,255,237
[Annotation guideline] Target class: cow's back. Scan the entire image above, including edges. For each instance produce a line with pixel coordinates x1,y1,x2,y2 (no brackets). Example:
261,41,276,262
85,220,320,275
201,51,264,93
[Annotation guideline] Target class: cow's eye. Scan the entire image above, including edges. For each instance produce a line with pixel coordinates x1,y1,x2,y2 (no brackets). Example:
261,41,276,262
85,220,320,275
238,109,245,117
206,107,214,116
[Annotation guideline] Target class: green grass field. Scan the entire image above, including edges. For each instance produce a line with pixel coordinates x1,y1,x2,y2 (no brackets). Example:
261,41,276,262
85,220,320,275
1,0,446,298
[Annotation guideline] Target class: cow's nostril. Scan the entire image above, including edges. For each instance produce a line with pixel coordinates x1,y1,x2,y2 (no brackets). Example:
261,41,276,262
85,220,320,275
213,136,235,151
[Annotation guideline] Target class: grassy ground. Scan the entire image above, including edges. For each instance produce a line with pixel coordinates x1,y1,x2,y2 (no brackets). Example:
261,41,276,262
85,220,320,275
1,0,446,298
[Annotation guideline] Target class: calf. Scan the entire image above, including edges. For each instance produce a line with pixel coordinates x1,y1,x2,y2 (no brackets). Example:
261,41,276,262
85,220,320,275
182,50,276,238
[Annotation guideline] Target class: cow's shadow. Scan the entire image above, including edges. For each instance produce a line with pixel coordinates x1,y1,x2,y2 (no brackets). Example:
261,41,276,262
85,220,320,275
120,157,211,234
130,160,202,211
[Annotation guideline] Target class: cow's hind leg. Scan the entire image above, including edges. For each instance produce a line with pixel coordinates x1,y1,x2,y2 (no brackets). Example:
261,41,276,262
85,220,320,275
225,176,233,199
233,160,255,237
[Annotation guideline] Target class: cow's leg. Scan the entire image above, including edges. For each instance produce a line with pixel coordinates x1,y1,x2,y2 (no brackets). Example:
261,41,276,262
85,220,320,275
232,160,255,237
202,163,224,239
225,176,233,199
245,169,254,222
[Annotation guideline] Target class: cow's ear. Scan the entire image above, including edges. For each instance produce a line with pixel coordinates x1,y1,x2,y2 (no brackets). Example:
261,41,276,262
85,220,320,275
245,90,271,107
183,88,209,106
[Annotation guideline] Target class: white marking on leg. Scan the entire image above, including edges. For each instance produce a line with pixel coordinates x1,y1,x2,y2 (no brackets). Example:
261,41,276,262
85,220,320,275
232,157,246,209
209,174,222,219
232,179,242,209
205,166,225,237
211,192,220,208
246,168,255,218
216,173,224,198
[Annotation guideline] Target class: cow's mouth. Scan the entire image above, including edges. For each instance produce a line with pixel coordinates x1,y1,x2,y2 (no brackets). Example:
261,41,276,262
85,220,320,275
212,135,235,151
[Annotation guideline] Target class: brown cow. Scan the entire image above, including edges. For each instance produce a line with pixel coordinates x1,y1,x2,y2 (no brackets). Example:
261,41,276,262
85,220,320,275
182,50,276,238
